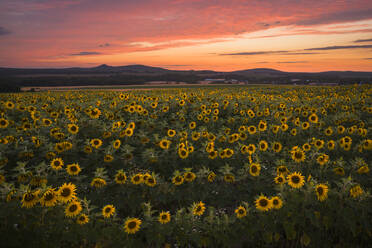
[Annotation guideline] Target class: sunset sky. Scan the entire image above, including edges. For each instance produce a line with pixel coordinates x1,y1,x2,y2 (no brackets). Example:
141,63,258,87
1,0,372,72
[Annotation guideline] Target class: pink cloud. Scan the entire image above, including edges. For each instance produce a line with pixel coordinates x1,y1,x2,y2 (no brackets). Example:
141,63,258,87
1,0,372,67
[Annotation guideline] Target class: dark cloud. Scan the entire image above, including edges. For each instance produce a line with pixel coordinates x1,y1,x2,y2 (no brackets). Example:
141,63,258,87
69,51,101,56
256,22,270,27
220,51,289,56
296,8,372,26
162,65,190,67
283,52,321,55
220,51,320,56
277,61,308,64
305,45,372,51
364,58,372,60
354,38,372,43
99,43,110,47
0,26,11,35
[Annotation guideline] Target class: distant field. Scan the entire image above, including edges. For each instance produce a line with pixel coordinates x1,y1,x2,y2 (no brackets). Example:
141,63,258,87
20,83,247,91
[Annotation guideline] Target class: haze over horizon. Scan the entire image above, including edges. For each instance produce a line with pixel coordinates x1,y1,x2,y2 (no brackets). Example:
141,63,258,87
1,0,372,72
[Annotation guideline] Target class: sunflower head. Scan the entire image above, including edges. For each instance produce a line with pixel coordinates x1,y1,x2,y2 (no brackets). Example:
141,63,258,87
115,171,127,184
192,201,206,216
77,214,89,225
274,174,286,185
102,205,116,218
58,182,77,203
255,195,272,212
249,163,261,177
66,163,81,176
271,196,283,209
65,200,82,218
287,172,305,189
235,206,247,218
184,172,196,182
315,184,329,201
124,218,142,234
158,211,171,224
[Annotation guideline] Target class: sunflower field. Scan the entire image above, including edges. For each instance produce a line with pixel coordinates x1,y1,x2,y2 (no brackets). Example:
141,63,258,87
0,85,371,247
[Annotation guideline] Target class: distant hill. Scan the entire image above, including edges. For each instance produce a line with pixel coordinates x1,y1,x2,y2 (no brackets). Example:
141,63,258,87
0,64,371,87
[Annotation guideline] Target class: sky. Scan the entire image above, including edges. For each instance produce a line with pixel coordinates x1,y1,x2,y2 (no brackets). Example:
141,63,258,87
1,0,372,72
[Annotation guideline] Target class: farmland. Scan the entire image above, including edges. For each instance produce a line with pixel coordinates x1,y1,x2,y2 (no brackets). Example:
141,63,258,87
0,85,371,247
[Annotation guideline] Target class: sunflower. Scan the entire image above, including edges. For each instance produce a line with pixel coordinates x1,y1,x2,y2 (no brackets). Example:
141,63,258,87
258,120,267,131
208,150,218,159
178,148,189,159
67,124,79,134
159,139,171,150
115,170,127,184
207,172,216,182
159,211,171,224
89,108,101,119
249,163,261,177
290,128,297,136
259,140,268,151
184,172,196,182
50,158,64,170
272,142,282,153
224,174,235,183
77,214,89,225
274,174,286,185
314,139,324,149
224,148,234,158
324,127,333,136
104,154,114,163
5,101,15,109
58,183,77,203
189,121,196,130
124,218,142,234
84,145,93,154
113,139,121,149
131,174,143,185
272,125,280,134
350,185,363,198
102,205,116,218
326,140,335,150
271,196,283,209
40,188,58,207
333,167,345,176
0,174,5,184
189,132,200,142
357,165,369,174
316,154,329,166
291,149,305,163
308,113,318,123
21,190,40,208
248,126,257,135
247,144,256,154
124,128,134,137
301,122,310,130
90,138,102,149
91,177,106,188
192,201,206,216
0,118,9,128
337,125,345,134
172,175,184,185
255,195,272,212
145,176,157,187
66,163,81,176
235,206,247,218
65,200,82,218
287,172,305,189
315,184,329,201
